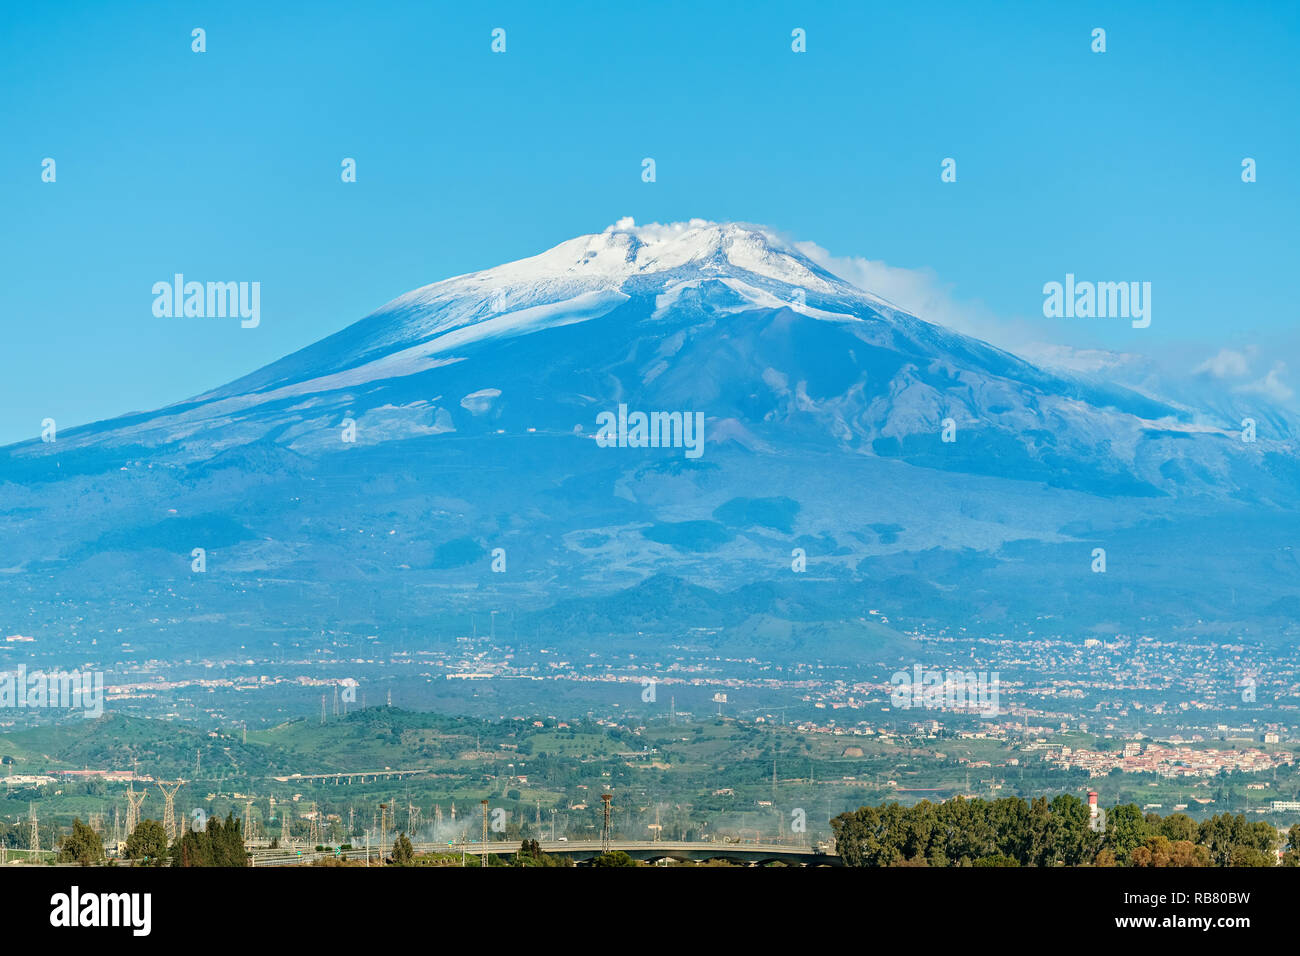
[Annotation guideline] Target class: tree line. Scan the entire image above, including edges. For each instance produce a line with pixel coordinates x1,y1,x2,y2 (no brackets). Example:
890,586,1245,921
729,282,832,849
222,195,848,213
57,813,249,867
831,794,1300,867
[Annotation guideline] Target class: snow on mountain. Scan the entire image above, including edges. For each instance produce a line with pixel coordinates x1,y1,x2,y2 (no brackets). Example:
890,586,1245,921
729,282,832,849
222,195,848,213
201,218,885,398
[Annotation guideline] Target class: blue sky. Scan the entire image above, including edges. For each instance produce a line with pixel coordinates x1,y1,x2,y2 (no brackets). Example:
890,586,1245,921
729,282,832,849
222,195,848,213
2,0,1297,445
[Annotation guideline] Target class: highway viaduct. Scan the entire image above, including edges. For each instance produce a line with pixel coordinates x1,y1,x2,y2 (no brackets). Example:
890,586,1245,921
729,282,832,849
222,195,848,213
249,839,842,867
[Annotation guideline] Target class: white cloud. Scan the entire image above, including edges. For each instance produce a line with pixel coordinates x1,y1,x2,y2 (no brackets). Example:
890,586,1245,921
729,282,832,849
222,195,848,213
1193,348,1254,379
795,239,1145,379
1235,362,1294,402
795,241,965,329
1014,343,1147,376
789,231,1297,414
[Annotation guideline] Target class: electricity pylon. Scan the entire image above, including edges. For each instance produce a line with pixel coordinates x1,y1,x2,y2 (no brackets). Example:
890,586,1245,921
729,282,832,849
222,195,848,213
158,782,182,841
308,802,322,846
125,785,146,835
601,794,613,853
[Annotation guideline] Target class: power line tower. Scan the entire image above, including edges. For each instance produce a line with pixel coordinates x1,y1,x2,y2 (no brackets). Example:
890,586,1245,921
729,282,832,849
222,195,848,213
89,810,105,836
27,803,39,857
279,800,291,846
320,694,326,725
125,784,146,835
600,793,613,854
158,781,182,842
242,797,256,842
308,802,322,846
333,684,339,717
480,800,489,867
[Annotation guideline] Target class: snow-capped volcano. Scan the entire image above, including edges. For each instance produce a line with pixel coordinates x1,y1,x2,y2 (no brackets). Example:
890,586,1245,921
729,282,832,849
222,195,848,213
3,219,1300,659
24,218,1277,501
195,218,898,405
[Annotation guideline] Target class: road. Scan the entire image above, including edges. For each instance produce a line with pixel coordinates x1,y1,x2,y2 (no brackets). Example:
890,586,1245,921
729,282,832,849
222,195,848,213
249,838,841,867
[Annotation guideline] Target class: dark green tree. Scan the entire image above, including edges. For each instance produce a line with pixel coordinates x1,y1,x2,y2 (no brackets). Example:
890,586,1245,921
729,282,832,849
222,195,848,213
1156,812,1198,843
171,813,248,867
1042,794,1095,866
125,819,168,865
392,832,414,865
513,838,569,867
591,850,636,867
1282,824,1300,866
1104,804,1148,863
57,818,105,865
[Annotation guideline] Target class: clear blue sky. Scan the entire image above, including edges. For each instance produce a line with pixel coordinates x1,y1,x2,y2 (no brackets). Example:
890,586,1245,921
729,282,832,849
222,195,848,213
2,0,1297,445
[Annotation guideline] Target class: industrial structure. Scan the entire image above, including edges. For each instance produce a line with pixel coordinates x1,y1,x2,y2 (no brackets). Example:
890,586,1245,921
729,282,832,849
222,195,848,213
158,781,182,841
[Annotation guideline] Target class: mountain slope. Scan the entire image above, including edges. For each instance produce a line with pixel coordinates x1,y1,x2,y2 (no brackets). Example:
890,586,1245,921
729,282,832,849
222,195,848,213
2,219,1298,659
